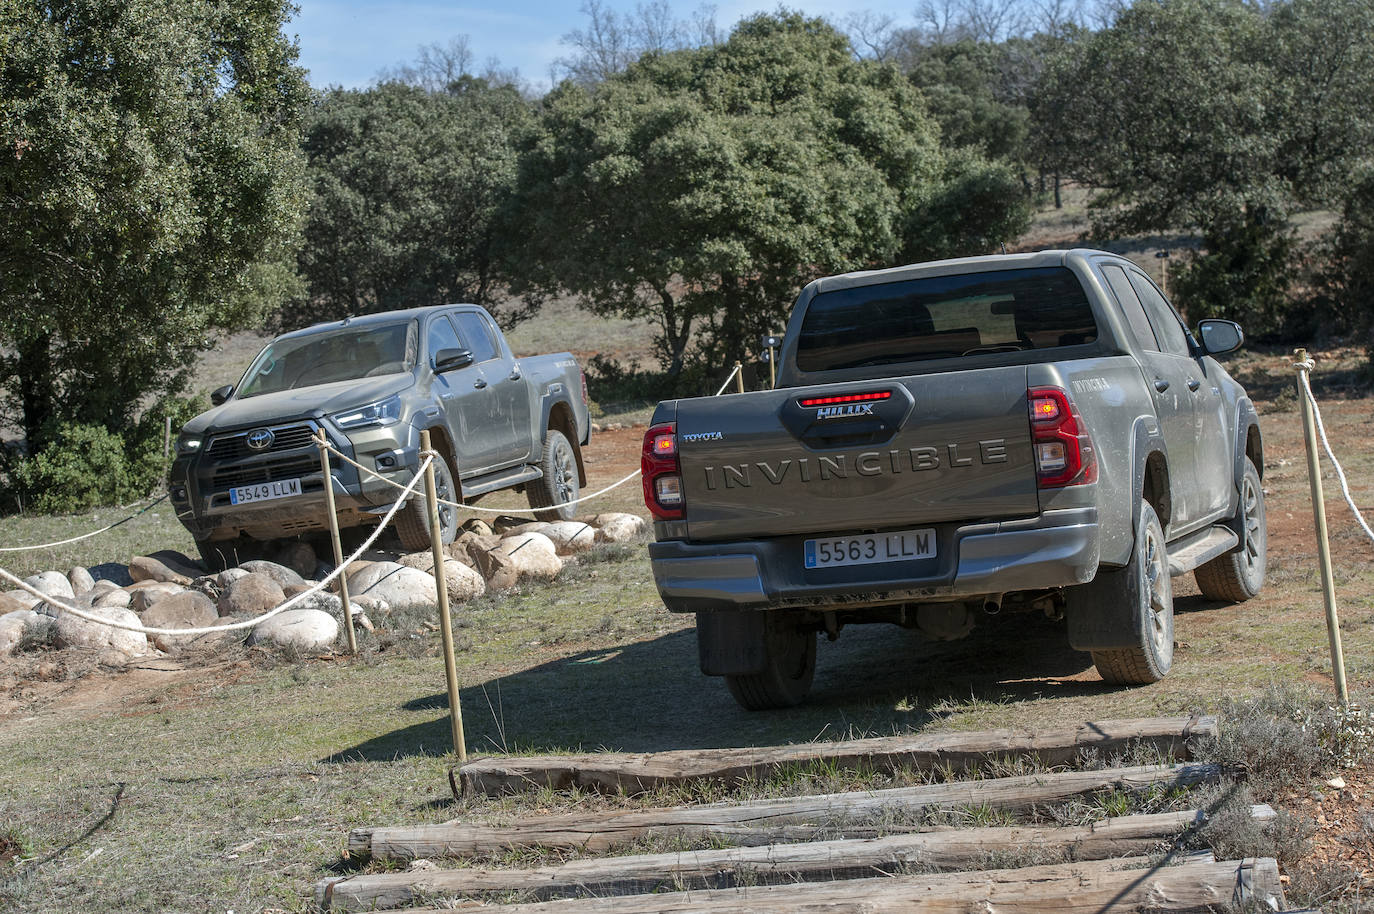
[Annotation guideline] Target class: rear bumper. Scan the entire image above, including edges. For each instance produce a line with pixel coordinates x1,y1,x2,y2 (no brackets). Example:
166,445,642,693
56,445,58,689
648,507,1099,613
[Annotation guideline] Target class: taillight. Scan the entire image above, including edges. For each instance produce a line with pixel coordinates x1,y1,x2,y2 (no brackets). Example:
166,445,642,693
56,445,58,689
579,369,589,406
1028,387,1097,488
798,390,892,408
642,423,684,519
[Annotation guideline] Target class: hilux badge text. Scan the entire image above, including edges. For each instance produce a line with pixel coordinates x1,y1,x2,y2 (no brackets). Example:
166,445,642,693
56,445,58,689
816,403,876,420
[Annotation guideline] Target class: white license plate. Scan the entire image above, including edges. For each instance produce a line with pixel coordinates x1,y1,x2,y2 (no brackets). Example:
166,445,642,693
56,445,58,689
229,478,302,505
804,528,937,570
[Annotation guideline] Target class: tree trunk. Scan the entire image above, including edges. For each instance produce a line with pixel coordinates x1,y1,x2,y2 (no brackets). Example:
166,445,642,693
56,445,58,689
1054,172,1062,209
17,330,56,452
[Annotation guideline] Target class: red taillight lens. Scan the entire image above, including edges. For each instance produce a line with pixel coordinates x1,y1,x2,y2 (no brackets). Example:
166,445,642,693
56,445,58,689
642,423,684,519
1028,387,1097,488
798,390,892,408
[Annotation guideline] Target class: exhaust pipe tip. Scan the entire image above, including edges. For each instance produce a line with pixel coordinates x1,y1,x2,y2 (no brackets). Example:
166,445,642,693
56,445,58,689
983,594,1004,615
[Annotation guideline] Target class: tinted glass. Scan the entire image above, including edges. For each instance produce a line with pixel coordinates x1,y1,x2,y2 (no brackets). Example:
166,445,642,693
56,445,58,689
238,321,415,397
1127,271,1190,357
454,312,500,363
796,267,1098,372
1101,264,1160,352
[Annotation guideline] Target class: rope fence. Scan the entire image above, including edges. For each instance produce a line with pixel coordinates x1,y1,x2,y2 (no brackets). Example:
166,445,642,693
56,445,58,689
0,494,169,554
1296,366,1374,546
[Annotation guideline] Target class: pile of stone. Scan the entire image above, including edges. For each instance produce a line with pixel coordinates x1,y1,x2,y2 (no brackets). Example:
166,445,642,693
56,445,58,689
0,512,648,663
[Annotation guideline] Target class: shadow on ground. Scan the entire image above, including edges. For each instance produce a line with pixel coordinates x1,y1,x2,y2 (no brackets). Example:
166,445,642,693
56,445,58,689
324,610,1113,763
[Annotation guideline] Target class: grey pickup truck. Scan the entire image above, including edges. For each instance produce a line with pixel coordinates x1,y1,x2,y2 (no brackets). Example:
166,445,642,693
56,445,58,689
170,304,590,569
643,249,1265,709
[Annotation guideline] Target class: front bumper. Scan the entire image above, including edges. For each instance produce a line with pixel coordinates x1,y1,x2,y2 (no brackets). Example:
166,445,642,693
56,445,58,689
648,507,1099,613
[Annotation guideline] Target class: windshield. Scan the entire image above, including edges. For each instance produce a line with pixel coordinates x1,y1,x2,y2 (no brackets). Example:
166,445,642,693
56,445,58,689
236,321,418,398
796,267,1098,372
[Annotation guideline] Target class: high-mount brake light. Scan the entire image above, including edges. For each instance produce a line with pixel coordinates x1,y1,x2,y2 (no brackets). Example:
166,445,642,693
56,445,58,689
1028,386,1097,488
798,390,892,408
642,423,684,519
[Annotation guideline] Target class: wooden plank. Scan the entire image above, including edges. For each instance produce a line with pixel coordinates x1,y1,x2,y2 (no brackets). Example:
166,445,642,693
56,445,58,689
397,856,1283,914
320,806,1273,912
458,715,1216,796
352,762,1221,860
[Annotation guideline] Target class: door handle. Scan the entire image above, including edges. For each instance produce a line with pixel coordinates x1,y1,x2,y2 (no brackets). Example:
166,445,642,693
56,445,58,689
509,371,522,381
474,379,488,390
1154,378,1170,392
1186,378,1201,392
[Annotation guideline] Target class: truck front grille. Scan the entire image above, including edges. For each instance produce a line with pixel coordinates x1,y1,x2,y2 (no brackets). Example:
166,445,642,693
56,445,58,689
212,455,320,489
207,423,318,460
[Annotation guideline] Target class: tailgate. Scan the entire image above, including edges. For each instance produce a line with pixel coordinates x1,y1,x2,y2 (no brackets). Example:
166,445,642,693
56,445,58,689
675,367,1037,541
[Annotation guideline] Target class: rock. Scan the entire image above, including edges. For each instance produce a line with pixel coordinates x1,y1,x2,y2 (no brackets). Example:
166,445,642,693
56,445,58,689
88,563,134,587
505,521,551,538
272,541,318,579
188,615,250,650
54,606,150,659
93,589,133,610
347,562,443,613
463,540,519,590
494,532,563,580
216,568,250,589
491,514,536,534
593,512,649,543
67,566,96,598
142,592,219,651
540,521,599,554
0,592,31,614
442,542,477,569
351,596,390,618
146,549,206,578
1326,776,1347,790
128,555,193,586
237,560,306,590
248,609,338,652
26,571,74,601
0,610,43,656
398,553,486,603
283,583,313,599
460,518,494,537
130,583,186,613
89,579,120,595
292,591,343,618
217,573,285,618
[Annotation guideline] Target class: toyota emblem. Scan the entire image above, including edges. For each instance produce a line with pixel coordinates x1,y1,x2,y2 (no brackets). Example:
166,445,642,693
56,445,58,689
246,428,275,451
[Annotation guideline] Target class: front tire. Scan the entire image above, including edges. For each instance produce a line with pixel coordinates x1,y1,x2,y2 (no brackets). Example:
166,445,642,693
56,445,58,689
724,621,817,710
1195,457,1266,602
1089,500,1175,685
526,430,580,522
395,453,459,551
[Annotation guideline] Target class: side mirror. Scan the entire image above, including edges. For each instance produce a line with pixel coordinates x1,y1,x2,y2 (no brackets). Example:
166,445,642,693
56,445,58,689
1197,319,1244,356
434,348,474,373
210,385,233,406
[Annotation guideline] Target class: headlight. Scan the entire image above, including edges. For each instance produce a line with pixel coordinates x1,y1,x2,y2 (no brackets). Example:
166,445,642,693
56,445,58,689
176,435,203,455
332,395,402,430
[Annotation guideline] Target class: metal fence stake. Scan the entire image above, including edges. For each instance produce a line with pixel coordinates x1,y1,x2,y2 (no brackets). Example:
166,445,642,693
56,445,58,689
1295,348,1348,705
316,431,357,654
421,429,467,762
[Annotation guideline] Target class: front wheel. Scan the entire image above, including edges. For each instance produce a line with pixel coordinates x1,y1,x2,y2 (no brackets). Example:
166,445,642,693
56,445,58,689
724,622,817,710
1090,499,1175,685
1195,457,1267,602
395,453,459,551
526,430,580,522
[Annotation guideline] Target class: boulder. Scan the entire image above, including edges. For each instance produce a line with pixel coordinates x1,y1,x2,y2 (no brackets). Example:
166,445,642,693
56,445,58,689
217,573,285,618
216,567,250,589
26,571,74,601
351,595,390,618
146,550,206,578
490,515,532,535
398,553,485,603
272,541,318,579
128,555,193,586
67,566,96,598
188,615,250,650
347,562,442,613
142,592,219,651
0,592,31,614
54,606,150,659
248,609,338,652
88,579,120,595
459,518,494,537
0,610,43,656
593,512,649,543
130,583,187,613
237,560,306,591
291,591,343,618
93,589,134,610
463,540,519,590
505,521,551,538
494,532,563,580
540,521,599,554
283,583,313,599
89,563,134,587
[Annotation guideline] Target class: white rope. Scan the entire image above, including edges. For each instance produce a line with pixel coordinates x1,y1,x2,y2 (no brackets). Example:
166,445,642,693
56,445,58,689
714,363,742,397
0,456,433,638
1297,367,1374,546
0,494,170,553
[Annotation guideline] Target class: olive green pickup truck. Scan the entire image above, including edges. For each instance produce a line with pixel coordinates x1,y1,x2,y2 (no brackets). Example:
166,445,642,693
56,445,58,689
643,250,1266,709
170,304,590,569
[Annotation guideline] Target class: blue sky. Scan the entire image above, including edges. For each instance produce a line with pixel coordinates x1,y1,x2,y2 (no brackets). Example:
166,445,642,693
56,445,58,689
290,1,926,89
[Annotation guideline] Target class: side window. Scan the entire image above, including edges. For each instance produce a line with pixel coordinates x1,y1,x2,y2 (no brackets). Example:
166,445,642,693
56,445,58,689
1127,271,1190,357
453,312,500,363
1100,264,1160,352
427,314,463,367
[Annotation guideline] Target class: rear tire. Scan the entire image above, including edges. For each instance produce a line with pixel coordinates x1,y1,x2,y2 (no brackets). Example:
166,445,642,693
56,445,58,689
1195,457,1266,602
724,621,817,710
1090,500,1175,685
526,430,580,522
395,453,459,551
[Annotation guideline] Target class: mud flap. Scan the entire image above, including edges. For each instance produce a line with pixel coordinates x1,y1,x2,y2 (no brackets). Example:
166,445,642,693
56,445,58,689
1064,563,1140,650
696,611,767,676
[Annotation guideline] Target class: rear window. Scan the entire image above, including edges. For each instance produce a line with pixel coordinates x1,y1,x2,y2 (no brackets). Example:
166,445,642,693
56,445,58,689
796,267,1098,372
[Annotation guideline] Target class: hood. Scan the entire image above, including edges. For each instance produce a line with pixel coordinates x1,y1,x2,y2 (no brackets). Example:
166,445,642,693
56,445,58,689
182,374,414,435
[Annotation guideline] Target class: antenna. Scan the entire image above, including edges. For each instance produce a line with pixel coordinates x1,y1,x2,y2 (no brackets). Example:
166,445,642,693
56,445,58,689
1000,242,1007,255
